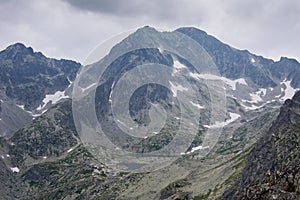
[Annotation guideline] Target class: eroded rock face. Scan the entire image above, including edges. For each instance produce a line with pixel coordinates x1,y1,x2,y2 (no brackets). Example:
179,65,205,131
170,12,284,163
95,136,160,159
222,91,300,199
0,43,81,110
0,43,81,136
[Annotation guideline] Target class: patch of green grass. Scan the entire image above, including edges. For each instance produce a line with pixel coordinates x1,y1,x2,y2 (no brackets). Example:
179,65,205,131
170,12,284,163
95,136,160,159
194,189,211,200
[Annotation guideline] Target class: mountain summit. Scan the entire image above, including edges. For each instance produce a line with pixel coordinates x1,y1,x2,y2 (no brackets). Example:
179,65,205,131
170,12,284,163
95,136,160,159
0,43,81,136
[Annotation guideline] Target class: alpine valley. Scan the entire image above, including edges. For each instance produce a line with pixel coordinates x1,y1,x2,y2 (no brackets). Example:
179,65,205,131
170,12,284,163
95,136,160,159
1,27,300,200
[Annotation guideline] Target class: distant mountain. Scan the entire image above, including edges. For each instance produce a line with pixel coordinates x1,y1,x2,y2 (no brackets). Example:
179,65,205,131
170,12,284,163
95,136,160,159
92,26,300,123
222,91,300,199
0,43,81,136
76,26,300,158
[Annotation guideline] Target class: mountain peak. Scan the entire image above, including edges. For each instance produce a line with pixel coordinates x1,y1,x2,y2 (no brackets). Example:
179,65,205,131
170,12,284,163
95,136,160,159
8,42,26,48
1,42,46,60
135,25,158,34
279,56,299,64
176,27,208,36
6,42,33,53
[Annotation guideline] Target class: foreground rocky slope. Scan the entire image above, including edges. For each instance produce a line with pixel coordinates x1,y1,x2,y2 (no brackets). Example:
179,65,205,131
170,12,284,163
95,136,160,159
0,102,278,199
0,100,113,199
222,91,300,199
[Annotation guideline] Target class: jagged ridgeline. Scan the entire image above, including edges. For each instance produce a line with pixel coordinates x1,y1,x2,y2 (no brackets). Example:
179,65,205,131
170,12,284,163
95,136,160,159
0,43,81,136
0,26,300,199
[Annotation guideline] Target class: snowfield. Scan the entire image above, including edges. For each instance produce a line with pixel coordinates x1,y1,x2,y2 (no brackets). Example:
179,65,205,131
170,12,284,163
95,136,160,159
169,81,189,97
204,112,240,128
280,79,298,101
189,73,247,91
37,90,70,111
10,167,20,173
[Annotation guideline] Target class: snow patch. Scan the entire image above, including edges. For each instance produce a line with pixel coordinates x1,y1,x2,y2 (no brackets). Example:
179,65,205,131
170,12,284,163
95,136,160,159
240,103,265,111
37,90,69,111
109,81,115,103
67,76,73,84
204,112,240,128
32,113,42,118
258,88,267,97
66,76,73,89
169,81,188,97
183,146,210,154
16,104,25,110
158,46,164,54
251,58,255,63
17,104,41,117
241,89,265,104
173,60,187,70
189,145,209,153
266,100,276,104
67,148,73,153
10,167,20,173
190,101,205,109
172,60,187,76
249,92,263,103
80,83,97,93
280,80,298,101
189,73,247,90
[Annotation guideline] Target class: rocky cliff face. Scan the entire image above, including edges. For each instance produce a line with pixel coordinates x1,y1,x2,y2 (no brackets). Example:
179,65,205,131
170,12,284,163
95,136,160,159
0,43,81,136
222,91,300,199
0,43,81,110
177,27,300,88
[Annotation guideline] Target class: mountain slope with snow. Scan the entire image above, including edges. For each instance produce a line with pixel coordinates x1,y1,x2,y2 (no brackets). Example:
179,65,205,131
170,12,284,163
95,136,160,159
0,43,81,136
0,26,300,199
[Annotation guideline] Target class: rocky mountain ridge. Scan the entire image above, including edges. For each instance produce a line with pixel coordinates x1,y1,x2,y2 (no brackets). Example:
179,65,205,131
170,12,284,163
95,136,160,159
0,26,300,199
0,43,81,136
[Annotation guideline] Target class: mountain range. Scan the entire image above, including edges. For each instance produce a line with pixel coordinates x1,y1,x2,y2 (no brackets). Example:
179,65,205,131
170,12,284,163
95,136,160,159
0,26,300,199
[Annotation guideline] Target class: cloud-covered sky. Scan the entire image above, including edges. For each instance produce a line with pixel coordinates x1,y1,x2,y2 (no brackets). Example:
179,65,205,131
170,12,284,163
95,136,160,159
1,0,300,63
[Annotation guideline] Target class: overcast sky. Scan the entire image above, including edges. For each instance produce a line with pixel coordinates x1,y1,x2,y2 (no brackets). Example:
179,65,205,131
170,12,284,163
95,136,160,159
1,0,300,63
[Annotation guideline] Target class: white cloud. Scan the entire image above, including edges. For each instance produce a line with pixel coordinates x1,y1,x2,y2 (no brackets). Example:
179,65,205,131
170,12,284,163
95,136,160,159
0,0,299,63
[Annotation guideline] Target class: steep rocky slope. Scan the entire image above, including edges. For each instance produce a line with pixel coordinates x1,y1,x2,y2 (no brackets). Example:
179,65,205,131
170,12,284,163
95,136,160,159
222,91,300,199
0,100,112,199
0,43,80,110
0,43,81,136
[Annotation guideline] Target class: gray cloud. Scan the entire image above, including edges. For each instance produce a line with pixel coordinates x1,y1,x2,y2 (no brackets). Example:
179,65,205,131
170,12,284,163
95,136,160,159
64,0,180,17
63,0,142,15
0,0,300,63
